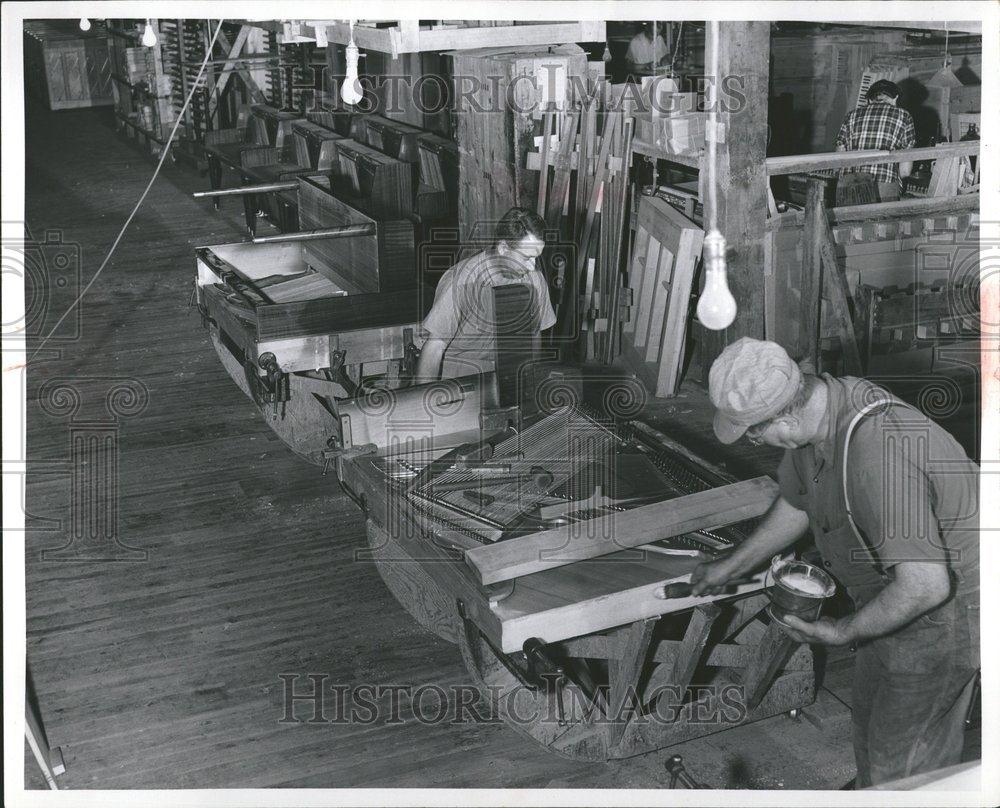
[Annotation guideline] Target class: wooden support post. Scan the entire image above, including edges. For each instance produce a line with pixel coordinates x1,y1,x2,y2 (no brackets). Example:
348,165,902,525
815,188,864,375
741,620,800,712
699,22,770,376
643,603,721,712
607,617,657,747
800,181,823,369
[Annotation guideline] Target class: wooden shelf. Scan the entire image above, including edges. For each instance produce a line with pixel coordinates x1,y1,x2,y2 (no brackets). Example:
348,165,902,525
631,138,703,169
249,20,606,56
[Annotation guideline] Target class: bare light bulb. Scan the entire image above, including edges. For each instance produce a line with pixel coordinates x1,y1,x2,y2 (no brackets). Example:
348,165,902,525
141,20,157,47
79,18,91,32
341,40,363,105
696,230,737,330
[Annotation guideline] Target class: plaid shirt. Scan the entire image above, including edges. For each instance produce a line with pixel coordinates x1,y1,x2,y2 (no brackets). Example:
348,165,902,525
836,101,916,185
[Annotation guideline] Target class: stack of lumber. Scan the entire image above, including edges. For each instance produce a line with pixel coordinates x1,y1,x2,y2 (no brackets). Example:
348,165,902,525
529,99,636,364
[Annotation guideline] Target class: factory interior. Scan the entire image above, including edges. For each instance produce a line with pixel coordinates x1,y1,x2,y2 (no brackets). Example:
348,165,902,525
13,14,987,797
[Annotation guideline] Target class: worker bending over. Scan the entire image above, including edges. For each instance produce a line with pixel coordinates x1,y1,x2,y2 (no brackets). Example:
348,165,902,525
692,338,979,787
835,79,915,202
415,207,556,381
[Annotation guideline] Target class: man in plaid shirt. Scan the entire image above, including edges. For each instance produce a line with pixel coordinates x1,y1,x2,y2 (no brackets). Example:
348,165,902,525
836,80,915,201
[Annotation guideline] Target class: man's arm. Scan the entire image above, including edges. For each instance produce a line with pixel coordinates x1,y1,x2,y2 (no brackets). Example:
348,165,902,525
690,496,809,594
414,337,446,382
782,561,950,646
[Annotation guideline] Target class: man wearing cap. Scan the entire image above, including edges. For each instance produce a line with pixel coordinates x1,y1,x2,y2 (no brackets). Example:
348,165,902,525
691,337,979,787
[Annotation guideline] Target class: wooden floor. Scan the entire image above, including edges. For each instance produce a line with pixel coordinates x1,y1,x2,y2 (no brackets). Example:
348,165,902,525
23,102,872,791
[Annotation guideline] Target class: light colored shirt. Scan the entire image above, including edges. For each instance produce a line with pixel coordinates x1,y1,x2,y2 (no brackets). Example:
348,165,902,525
626,33,668,66
421,249,557,378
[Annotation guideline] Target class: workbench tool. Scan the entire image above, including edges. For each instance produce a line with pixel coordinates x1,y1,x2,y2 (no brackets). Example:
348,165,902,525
654,576,759,600
665,754,708,789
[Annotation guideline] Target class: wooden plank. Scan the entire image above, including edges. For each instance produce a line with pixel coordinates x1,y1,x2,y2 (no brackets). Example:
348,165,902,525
655,224,703,395
544,109,581,227
765,140,979,176
631,236,661,349
555,634,750,668
767,193,979,230
816,192,864,375
622,226,650,335
535,109,554,216
800,181,824,369
465,476,778,585
643,243,673,360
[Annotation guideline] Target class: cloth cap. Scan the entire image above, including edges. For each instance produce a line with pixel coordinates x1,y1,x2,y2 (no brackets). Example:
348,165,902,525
708,338,803,444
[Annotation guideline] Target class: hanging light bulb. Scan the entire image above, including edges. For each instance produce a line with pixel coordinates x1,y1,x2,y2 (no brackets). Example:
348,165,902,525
79,18,91,32
141,20,157,48
695,20,737,332
696,230,737,330
340,21,363,106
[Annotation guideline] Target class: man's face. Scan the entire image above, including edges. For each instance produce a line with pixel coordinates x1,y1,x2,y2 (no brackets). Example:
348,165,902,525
497,233,545,271
745,414,809,449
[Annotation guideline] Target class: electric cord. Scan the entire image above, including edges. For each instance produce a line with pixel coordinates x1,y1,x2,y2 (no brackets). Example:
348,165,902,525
28,18,226,363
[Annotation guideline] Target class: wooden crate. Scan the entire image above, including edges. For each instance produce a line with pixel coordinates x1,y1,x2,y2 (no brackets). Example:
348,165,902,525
23,20,113,110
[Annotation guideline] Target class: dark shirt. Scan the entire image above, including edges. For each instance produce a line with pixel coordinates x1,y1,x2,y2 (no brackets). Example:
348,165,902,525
777,375,978,602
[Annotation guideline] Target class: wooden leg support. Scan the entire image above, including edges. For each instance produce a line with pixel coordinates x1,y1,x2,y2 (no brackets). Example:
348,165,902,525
643,604,721,715
607,618,658,747
741,620,801,712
